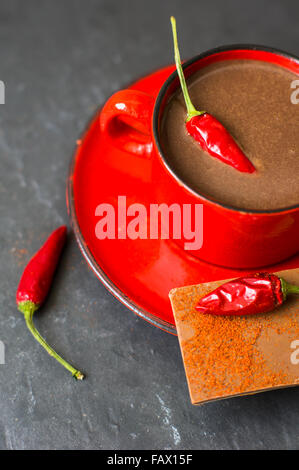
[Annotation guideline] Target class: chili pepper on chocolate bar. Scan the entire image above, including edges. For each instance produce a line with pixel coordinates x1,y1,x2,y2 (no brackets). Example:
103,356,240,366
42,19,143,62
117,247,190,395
16,226,84,380
170,17,255,174
195,273,299,316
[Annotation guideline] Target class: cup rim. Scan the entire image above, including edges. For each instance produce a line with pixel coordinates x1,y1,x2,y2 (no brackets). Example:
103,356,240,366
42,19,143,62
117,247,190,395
153,43,299,215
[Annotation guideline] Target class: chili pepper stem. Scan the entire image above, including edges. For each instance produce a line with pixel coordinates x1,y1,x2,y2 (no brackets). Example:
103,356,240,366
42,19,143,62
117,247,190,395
170,16,205,121
18,301,84,380
280,278,299,299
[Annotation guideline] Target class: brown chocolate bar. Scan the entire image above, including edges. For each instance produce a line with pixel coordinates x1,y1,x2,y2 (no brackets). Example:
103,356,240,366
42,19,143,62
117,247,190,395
169,269,299,405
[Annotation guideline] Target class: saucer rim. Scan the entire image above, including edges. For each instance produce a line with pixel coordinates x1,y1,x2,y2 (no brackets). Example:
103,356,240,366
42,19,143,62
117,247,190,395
66,109,177,335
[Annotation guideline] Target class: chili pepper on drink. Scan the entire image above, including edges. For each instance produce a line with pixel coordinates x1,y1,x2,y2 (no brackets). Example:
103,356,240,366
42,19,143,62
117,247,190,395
195,272,299,316
170,16,256,174
16,226,84,380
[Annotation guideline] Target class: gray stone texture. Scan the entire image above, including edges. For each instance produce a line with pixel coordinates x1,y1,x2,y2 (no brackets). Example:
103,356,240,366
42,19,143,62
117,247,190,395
1,0,299,450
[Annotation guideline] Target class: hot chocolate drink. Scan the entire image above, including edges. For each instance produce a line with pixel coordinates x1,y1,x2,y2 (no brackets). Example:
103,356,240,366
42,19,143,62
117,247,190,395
161,59,299,210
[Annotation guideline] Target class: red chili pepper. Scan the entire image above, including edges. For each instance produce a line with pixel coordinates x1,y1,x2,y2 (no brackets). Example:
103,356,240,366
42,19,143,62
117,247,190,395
195,272,299,316
170,17,256,174
16,226,84,380
186,113,256,173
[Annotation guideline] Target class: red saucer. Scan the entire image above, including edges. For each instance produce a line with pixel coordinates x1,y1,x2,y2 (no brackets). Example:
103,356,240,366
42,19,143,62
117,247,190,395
67,65,299,334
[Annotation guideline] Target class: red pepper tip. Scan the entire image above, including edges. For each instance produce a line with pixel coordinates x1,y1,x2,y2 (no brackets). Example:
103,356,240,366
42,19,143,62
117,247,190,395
240,161,256,174
56,225,68,238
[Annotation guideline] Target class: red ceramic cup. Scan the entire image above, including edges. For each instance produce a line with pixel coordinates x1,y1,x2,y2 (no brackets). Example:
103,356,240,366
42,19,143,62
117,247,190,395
100,45,299,269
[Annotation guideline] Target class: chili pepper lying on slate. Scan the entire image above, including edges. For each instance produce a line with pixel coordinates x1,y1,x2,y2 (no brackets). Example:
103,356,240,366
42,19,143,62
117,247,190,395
16,226,84,380
196,273,299,316
170,16,256,174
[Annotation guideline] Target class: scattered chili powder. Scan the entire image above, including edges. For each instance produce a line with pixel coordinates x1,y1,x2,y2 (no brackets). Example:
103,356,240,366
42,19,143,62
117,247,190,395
11,247,29,267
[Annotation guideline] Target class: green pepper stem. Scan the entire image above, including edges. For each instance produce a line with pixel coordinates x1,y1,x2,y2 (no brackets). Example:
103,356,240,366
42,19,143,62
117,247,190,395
284,282,299,295
170,16,205,121
19,301,84,380
280,278,299,299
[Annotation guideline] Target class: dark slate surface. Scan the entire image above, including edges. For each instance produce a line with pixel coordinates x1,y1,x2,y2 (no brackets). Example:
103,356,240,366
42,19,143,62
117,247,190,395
1,0,299,450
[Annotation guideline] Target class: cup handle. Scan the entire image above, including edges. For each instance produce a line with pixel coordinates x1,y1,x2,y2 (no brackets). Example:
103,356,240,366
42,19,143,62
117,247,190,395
100,89,155,157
